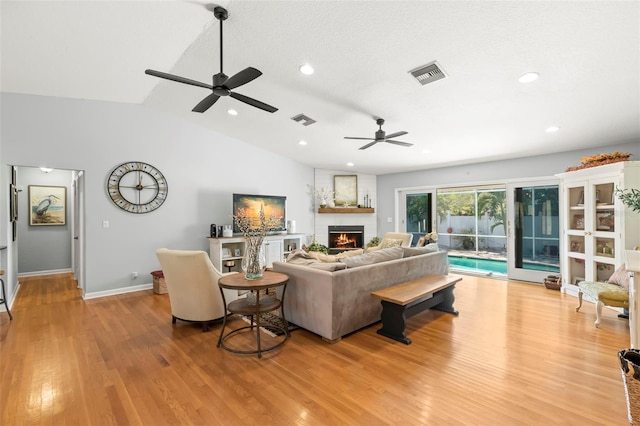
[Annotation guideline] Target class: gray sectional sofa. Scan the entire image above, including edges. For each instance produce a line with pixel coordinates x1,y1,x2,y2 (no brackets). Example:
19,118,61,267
272,247,449,342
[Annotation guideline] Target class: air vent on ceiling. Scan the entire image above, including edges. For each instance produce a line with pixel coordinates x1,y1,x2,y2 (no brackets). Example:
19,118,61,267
409,61,447,86
291,113,317,126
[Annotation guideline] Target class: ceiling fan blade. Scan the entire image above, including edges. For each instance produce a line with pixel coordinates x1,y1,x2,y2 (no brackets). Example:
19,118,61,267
385,140,414,147
344,137,375,140
359,141,378,150
384,131,408,140
192,93,221,113
145,69,212,90
229,92,278,113
225,67,262,90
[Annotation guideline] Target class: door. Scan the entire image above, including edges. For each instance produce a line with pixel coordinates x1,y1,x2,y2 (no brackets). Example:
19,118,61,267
398,189,435,245
72,171,86,294
507,180,560,282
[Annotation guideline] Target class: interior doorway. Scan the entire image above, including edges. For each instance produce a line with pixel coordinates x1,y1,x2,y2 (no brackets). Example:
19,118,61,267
14,166,85,295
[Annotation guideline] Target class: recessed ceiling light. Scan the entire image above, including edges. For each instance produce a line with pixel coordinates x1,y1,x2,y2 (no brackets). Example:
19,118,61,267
518,72,539,83
40,167,53,173
299,63,314,75
422,149,431,154
298,140,307,146
227,109,238,116
545,126,560,133
346,162,354,167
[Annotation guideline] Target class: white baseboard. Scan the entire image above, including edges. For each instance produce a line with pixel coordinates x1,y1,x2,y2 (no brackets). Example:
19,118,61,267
18,268,73,277
84,282,153,300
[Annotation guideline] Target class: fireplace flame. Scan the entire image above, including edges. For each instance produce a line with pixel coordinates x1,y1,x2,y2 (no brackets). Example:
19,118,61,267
334,233,357,248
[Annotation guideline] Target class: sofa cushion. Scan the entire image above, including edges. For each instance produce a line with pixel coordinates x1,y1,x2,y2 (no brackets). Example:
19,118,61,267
402,244,439,258
336,249,364,258
608,264,630,290
306,262,347,271
338,247,404,268
579,280,628,303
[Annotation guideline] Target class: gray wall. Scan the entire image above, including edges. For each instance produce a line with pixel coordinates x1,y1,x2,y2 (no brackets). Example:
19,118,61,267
376,141,640,236
1,93,315,297
17,167,73,273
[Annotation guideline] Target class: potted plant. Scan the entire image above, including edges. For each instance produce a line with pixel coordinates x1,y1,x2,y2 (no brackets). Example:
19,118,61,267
304,235,329,254
615,187,640,213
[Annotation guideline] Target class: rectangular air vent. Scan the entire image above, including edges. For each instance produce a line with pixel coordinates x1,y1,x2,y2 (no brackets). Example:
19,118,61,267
409,61,447,86
291,113,316,126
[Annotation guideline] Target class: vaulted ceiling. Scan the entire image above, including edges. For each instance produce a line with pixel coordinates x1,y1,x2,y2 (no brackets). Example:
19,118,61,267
2,1,638,174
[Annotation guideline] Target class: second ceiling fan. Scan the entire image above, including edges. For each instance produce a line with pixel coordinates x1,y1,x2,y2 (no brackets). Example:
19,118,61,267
345,118,413,150
145,6,277,114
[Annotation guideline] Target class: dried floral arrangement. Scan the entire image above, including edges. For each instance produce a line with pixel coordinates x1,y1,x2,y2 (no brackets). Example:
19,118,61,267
233,205,282,275
307,184,335,206
565,151,632,172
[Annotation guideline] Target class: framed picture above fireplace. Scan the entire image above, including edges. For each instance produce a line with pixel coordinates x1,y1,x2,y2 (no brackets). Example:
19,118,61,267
334,175,357,207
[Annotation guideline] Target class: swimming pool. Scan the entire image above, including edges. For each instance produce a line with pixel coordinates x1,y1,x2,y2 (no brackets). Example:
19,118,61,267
448,256,559,275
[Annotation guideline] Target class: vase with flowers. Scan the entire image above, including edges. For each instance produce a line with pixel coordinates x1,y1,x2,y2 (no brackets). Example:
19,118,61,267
309,185,335,208
233,205,282,280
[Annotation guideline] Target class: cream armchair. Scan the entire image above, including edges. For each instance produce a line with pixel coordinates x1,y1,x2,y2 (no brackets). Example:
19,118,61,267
365,232,413,253
156,248,238,332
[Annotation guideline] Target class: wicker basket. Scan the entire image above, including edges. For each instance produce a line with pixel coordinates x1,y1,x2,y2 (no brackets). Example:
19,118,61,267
151,270,167,294
619,349,640,423
543,275,561,290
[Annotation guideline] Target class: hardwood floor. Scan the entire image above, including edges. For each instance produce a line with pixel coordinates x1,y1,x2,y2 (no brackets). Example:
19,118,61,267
0,273,632,425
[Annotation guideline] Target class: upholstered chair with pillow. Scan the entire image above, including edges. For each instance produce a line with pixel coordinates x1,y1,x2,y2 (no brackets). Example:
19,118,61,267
156,248,238,332
575,263,629,327
365,232,413,253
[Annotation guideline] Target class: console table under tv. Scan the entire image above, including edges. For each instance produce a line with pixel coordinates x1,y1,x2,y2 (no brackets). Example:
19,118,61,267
208,234,305,274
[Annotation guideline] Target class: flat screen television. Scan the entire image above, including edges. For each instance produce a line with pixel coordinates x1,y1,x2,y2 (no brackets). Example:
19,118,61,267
232,193,286,234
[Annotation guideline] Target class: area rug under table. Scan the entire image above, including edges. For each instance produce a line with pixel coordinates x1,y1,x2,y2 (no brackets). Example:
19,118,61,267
240,312,300,337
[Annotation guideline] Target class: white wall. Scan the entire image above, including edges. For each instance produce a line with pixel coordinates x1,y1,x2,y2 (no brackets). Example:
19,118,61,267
376,141,640,236
1,93,315,297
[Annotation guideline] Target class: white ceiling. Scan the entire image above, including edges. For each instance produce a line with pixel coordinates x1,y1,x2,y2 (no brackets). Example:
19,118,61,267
2,1,639,175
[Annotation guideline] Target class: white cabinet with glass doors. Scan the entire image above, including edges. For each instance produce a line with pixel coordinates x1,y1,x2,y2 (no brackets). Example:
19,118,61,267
556,161,640,292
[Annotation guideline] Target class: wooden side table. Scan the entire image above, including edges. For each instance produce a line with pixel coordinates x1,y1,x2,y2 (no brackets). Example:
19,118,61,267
217,270,289,358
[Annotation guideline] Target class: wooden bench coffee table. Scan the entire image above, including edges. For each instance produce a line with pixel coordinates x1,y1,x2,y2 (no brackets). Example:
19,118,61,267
371,274,462,344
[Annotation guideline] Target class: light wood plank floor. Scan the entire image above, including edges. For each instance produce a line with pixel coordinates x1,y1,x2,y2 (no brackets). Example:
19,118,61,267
0,273,632,425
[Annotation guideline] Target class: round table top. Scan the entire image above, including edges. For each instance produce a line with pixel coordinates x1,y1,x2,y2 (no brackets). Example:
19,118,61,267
218,270,289,290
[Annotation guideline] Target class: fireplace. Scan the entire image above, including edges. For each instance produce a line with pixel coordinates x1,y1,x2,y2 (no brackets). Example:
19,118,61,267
328,225,364,254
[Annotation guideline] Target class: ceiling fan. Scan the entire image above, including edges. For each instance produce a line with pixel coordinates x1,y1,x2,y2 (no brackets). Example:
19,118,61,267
145,6,277,114
344,118,413,150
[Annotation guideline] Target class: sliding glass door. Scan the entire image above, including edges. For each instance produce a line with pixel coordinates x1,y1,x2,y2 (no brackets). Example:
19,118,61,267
507,181,560,282
436,185,507,276
399,182,560,282
398,190,435,246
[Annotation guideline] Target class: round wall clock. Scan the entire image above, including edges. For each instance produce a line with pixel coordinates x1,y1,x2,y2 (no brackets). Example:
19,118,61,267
107,161,168,214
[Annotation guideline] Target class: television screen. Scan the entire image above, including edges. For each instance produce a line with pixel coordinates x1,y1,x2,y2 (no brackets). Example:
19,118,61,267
232,193,286,234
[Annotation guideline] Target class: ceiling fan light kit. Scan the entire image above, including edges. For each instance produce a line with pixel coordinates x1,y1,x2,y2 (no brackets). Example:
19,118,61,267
145,6,277,114
345,118,414,150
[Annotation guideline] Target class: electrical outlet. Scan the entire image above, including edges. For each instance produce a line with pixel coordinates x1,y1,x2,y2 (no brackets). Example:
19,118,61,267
131,272,138,280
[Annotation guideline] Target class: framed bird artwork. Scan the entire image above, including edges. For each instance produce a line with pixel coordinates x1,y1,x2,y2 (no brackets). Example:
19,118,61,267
29,185,67,226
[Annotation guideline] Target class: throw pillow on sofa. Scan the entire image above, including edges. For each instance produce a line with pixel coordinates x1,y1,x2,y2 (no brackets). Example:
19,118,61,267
338,247,404,268
381,238,404,249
